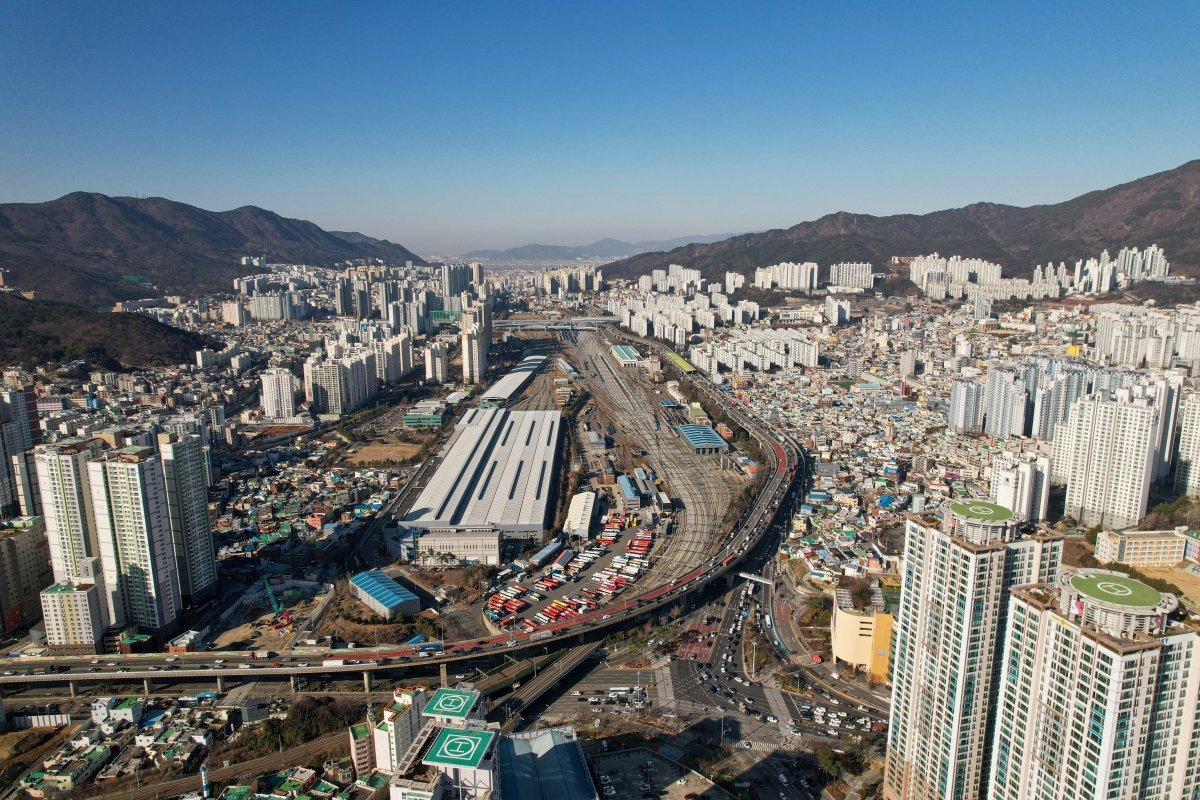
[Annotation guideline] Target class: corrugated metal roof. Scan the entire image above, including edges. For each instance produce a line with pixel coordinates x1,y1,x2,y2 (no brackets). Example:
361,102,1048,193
349,570,418,611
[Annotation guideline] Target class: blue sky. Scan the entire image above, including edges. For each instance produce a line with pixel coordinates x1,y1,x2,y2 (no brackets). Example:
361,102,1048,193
2,2,1197,254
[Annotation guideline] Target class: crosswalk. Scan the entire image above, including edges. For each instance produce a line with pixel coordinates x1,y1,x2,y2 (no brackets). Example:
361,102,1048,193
763,685,793,734
740,739,777,752
655,668,675,709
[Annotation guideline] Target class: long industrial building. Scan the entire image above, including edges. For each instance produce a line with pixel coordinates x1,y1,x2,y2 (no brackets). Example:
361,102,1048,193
402,408,562,552
480,355,546,406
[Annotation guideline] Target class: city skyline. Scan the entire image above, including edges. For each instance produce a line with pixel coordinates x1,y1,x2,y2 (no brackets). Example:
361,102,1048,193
2,4,1199,252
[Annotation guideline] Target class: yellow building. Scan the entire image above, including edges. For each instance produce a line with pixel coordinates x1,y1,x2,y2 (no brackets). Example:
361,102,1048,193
830,602,893,684
1095,528,1187,567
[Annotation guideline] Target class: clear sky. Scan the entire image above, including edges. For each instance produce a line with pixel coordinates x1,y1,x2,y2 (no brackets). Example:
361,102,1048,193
2,2,1198,255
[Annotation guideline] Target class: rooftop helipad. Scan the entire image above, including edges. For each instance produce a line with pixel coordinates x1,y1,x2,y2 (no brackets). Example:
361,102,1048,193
422,727,494,770
423,688,479,720
1070,573,1161,608
948,500,1013,522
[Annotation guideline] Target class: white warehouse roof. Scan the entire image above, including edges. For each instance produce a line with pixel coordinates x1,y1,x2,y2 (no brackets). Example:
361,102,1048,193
402,407,562,536
481,355,546,403
564,491,596,538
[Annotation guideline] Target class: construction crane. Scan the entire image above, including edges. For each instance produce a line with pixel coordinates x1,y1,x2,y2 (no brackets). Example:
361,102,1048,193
263,578,283,617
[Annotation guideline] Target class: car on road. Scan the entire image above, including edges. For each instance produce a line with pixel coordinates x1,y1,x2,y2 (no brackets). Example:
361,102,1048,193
766,715,778,722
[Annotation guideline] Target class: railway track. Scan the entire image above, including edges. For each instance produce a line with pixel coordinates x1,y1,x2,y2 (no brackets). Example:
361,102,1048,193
572,331,731,587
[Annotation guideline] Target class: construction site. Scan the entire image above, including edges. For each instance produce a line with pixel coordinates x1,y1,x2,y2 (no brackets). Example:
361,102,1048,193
207,576,331,652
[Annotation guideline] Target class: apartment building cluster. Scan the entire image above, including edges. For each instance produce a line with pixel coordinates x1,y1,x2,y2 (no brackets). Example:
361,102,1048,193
945,350,1191,530
539,265,604,295
633,262,704,295
606,287,760,347
29,431,216,652
885,500,1199,800
689,326,820,374
908,244,1174,306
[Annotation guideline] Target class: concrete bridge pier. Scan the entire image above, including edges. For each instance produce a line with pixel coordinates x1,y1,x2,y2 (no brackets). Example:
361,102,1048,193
440,662,449,688
290,675,298,693
362,671,372,693
143,678,152,695
68,681,78,698
216,676,225,693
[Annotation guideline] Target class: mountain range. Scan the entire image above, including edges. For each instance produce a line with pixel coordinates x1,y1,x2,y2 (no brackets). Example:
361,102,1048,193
0,192,425,306
463,233,741,262
603,160,1200,282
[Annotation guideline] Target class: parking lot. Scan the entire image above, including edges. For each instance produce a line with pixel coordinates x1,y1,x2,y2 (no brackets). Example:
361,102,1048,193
591,748,726,800
475,512,668,634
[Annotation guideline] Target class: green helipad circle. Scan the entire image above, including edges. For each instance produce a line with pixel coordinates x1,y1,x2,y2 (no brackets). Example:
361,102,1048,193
949,501,1013,522
1070,573,1161,607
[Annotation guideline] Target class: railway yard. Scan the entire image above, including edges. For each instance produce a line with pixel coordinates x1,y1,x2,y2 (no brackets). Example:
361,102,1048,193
453,328,755,640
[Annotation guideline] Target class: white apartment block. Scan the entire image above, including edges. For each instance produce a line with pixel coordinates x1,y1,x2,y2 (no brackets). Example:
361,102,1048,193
425,343,449,383
1058,386,1167,530
220,301,248,326
884,501,1061,800
984,367,1027,438
34,439,105,582
990,570,1197,800
1174,393,1200,497
260,367,299,421
40,557,107,654
461,328,486,385
304,350,377,416
89,447,180,637
753,261,818,292
824,296,851,326
157,433,216,605
373,689,429,772
947,379,984,434
829,261,873,289
990,451,1050,523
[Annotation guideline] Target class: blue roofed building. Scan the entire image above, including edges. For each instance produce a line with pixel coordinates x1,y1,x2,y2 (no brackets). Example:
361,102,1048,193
616,474,641,512
498,726,598,800
610,344,641,367
349,570,420,619
677,424,730,454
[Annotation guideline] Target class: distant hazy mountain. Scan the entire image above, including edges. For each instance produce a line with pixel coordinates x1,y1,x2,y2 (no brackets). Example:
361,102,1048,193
603,160,1200,281
464,233,741,261
0,192,425,306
